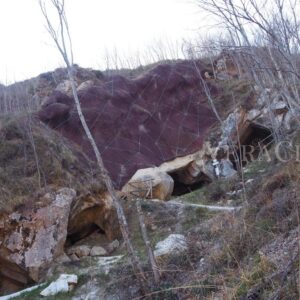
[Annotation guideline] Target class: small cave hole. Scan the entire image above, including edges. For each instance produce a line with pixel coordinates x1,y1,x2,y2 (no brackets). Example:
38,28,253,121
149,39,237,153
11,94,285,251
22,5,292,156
170,170,212,196
66,224,106,247
230,122,273,169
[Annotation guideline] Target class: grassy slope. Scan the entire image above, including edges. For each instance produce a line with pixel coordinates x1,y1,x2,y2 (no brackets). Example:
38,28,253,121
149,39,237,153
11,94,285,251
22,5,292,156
0,114,105,213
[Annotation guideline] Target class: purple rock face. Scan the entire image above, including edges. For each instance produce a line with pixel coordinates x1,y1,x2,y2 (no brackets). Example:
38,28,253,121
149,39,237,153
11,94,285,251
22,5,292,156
39,60,217,188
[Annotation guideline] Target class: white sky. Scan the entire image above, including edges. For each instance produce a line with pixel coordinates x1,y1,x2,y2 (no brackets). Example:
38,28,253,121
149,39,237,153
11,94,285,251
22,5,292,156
0,0,210,84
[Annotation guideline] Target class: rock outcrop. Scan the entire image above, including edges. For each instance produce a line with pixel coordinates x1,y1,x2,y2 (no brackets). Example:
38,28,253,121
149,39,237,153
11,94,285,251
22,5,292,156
0,117,119,296
38,60,218,189
0,188,76,295
68,191,120,242
122,168,174,200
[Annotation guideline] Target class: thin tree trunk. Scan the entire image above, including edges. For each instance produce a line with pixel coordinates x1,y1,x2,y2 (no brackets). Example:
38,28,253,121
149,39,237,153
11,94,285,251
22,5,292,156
67,58,146,286
136,198,160,285
39,0,146,288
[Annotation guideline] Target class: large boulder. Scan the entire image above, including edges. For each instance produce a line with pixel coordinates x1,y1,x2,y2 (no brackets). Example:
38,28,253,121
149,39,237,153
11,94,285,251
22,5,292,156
121,141,237,199
150,143,219,194
38,60,218,189
0,188,76,295
122,168,174,201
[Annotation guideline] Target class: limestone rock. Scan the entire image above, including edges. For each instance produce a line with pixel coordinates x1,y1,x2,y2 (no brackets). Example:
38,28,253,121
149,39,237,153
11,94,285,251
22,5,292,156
68,191,121,242
67,245,91,258
77,80,95,93
55,80,75,96
40,274,78,297
90,246,107,257
159,153,204,185
219,159,237,178
0,188,76,294
122,142,228,199
159,143,218,185
154,234,187,257
107,240,120,253
122,168,174,201
218,109,248,147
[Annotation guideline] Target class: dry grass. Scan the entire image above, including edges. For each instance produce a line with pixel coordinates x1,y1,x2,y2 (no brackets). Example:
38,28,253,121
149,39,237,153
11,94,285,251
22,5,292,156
0,114,104,213
213,79,255,119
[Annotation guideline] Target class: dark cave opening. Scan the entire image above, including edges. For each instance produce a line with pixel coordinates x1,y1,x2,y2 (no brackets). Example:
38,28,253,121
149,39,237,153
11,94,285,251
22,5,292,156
230,122,273,169
66,224,106,247
170,170,212,196
169,123,273,197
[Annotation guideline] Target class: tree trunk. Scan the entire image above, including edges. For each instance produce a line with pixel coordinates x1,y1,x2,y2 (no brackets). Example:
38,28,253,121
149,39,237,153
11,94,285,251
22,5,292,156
136,198,160,285
39,0,146,289
67,68,146,283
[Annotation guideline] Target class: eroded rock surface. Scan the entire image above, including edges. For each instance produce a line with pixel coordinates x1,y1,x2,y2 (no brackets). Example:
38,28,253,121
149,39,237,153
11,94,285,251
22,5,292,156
68,191,120,242
38,60,217,188
122,167,174,200
0,117,122,295
0,188,76,295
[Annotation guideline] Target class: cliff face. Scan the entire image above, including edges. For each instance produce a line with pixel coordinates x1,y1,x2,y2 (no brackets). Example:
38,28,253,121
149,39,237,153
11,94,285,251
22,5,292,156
38,60,217,188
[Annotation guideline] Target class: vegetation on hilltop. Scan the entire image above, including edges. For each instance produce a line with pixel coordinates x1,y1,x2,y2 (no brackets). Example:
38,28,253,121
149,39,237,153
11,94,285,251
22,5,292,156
0,114,104,213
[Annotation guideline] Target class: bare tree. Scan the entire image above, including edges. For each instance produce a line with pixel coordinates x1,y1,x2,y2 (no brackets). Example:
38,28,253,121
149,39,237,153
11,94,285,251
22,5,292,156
136,198,160,285
38,0,146,286
196,0,300,85
196,0,300,142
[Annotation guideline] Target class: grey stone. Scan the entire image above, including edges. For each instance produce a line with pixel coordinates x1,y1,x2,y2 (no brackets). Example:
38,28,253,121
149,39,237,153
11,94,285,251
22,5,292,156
90,246,107,256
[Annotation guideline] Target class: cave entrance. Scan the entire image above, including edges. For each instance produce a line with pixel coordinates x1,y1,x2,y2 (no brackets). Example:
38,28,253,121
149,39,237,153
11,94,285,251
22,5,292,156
64,201,121,259
169,169,212,196
169,123,273,196
66,224,106,246
230,122,273,169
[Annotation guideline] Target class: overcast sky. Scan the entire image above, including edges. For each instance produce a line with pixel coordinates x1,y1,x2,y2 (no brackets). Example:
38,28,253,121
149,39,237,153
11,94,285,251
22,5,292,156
0,0,210,84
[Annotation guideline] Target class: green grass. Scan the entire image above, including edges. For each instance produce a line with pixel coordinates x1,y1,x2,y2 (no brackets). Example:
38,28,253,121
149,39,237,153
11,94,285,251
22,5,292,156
178,178,238,205
10,283,47,300
181,207,216,231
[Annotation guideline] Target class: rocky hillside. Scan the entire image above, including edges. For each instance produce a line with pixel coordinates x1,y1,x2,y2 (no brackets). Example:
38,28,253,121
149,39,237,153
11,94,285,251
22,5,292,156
0,116,119,295
0,53,299,299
